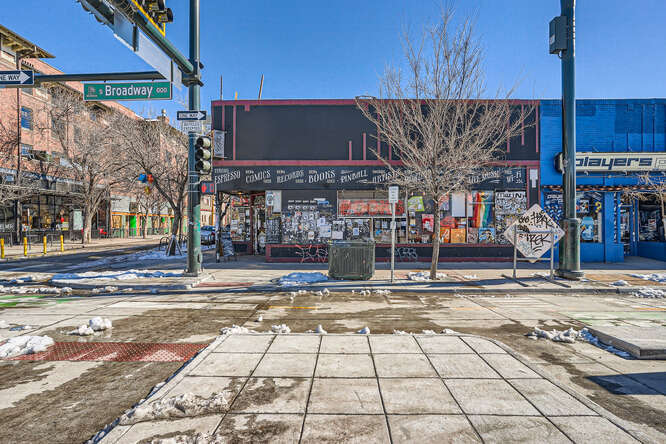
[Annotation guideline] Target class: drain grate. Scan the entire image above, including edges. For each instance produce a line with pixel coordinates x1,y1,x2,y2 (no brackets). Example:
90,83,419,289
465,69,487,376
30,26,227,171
8,341,207,362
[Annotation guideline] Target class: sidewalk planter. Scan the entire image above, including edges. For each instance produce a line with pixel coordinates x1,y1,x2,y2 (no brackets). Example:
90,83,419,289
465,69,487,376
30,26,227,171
328,240,375,280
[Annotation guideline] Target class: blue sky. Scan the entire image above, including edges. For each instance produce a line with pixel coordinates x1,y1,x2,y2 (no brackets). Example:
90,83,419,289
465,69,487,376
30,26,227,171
3,0,665,121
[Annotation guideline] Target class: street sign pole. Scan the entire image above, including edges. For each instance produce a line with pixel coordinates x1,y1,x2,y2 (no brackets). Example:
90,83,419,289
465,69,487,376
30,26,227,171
388,186,399,283
186,0,202,276
556,0,583,280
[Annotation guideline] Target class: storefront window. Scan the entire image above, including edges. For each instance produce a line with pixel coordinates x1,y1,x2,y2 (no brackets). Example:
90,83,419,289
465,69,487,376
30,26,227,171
544,191,603,243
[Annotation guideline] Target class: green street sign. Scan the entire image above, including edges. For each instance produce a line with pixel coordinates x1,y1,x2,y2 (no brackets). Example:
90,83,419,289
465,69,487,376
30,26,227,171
83,81,172,101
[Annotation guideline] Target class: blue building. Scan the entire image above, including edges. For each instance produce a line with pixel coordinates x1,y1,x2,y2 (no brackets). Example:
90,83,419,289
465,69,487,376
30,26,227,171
540,99,666,263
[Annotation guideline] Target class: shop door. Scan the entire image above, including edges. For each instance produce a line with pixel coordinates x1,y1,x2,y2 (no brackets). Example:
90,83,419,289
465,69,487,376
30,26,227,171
620,203,637,256
253,206,266,254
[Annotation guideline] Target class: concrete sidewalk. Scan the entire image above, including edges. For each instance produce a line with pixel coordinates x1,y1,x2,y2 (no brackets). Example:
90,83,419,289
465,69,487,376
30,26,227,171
1,235,163,260
102,333,647,443
42,254,665,295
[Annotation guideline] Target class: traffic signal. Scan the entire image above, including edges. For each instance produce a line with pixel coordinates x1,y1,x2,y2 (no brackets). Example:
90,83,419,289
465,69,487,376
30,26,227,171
195,136,212,175
134,0,173,34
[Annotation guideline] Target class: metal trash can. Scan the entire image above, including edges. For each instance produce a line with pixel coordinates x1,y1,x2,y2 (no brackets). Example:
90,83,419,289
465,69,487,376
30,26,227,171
328,240,375,280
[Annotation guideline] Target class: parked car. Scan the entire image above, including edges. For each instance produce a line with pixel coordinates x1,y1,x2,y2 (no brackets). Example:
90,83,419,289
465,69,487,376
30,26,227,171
200,226,216,245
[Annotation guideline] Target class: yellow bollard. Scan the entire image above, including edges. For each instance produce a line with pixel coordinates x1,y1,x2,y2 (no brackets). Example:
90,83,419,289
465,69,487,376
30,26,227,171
43,236,47,254
23,237,27,256
60,235,64,252
1,238,4,259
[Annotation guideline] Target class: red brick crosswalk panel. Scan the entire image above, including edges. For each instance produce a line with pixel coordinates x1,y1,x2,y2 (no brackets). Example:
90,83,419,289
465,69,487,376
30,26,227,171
8,342,206,362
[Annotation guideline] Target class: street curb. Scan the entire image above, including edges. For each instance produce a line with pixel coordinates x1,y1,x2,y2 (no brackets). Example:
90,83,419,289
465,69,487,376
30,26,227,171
0,242,159,263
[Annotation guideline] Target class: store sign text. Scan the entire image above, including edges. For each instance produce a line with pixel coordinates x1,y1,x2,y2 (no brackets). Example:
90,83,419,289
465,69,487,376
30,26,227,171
556,152,666,172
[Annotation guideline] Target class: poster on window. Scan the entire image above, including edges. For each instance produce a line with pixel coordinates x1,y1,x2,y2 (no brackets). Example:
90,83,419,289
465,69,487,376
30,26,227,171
421,214,434,233
408,196,425,212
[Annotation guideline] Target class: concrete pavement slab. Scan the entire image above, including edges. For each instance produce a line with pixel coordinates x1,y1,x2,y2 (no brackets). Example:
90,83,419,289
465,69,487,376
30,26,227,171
416,335,475,353
388,415,481,443
267,335,320,353
378,378,461,414
508,379,597,416
230,377,310,413
307,378,384,414
548,416,641,443
368,335,422,353
301,414,390,443
445,379,541,415
158,376,245,403
190,352,263,377
468,415,570,443
212,334,274,353
429,354,501,378
373,353,439,377
315,353,375,377
320,335,370,353
215,413,304,442
587,326,666,359
481,353,542,378
252,353,317,378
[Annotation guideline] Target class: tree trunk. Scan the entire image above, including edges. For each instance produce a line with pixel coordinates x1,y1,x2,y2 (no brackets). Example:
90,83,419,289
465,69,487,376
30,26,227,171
167,211,181,256
142,212,148,238
83,207,93,244
430,196,441,280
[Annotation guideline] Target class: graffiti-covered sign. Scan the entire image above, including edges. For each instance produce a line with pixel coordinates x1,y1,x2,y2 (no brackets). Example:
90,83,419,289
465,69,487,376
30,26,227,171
502,204,563,262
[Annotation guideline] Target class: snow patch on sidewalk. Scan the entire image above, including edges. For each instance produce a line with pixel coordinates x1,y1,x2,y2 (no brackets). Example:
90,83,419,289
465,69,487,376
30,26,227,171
119,392,228,425
632,287,666,298
0,335,54,358
278,272,328,287
51,269,182,283
630,273,666,283
271,324,291,334
408,271,447,281
220,325,254,335
69,317,113,336
0,285,70,295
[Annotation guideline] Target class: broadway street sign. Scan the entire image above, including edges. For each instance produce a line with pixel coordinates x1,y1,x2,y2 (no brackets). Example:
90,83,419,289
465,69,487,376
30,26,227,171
0,70,34,86
83,81,171,101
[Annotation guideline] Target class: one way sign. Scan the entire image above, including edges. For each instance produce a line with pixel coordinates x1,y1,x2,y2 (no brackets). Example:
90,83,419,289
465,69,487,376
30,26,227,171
177,110,206,120
0,70,34,86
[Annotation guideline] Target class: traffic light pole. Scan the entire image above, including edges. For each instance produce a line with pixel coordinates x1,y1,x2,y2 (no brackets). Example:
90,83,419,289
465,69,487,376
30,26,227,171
185,0,202,276
556,0,583,280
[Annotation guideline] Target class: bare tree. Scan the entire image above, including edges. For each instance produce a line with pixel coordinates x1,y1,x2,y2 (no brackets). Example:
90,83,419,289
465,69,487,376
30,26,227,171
110,114,188,254
357,7,533,279
42,86,124,243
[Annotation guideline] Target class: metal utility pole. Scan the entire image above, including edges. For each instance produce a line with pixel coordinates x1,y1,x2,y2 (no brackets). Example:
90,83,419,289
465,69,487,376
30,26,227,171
185,0,202,276
552,0,583,279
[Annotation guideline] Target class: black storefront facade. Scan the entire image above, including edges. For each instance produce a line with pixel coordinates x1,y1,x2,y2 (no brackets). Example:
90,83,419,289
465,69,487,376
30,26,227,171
211,99,541,262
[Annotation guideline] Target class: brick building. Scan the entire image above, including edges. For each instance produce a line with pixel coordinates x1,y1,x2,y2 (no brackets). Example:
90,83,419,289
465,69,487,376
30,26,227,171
0,24,175,244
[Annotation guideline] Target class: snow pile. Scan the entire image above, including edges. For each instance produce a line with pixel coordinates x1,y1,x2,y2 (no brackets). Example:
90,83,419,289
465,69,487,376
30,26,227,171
393,330,407,335
220,325,254,335
51,269,182,283
357,326,370,334
315,324,327,334
408,271,447,281
374,289,391,295
631,273,666,283
463,275,478,280
278,272,328,287
256,315,263,322
526,326,583,343
312,288,331,296
0,285,67,295
0,320,9,329
422,330,437,335
611,280,629,286
632,287,666,299
119,392,228,425
0,335,54,358
271,324,291,334
69,317,113,336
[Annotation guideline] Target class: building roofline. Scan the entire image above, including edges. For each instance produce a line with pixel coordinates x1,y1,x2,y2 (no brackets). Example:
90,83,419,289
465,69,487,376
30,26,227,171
0,24,54,59
211,98,539,107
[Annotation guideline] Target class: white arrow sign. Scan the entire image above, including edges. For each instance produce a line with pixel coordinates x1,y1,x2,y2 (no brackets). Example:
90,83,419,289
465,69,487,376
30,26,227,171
0,70,34,85
177,110,206,120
